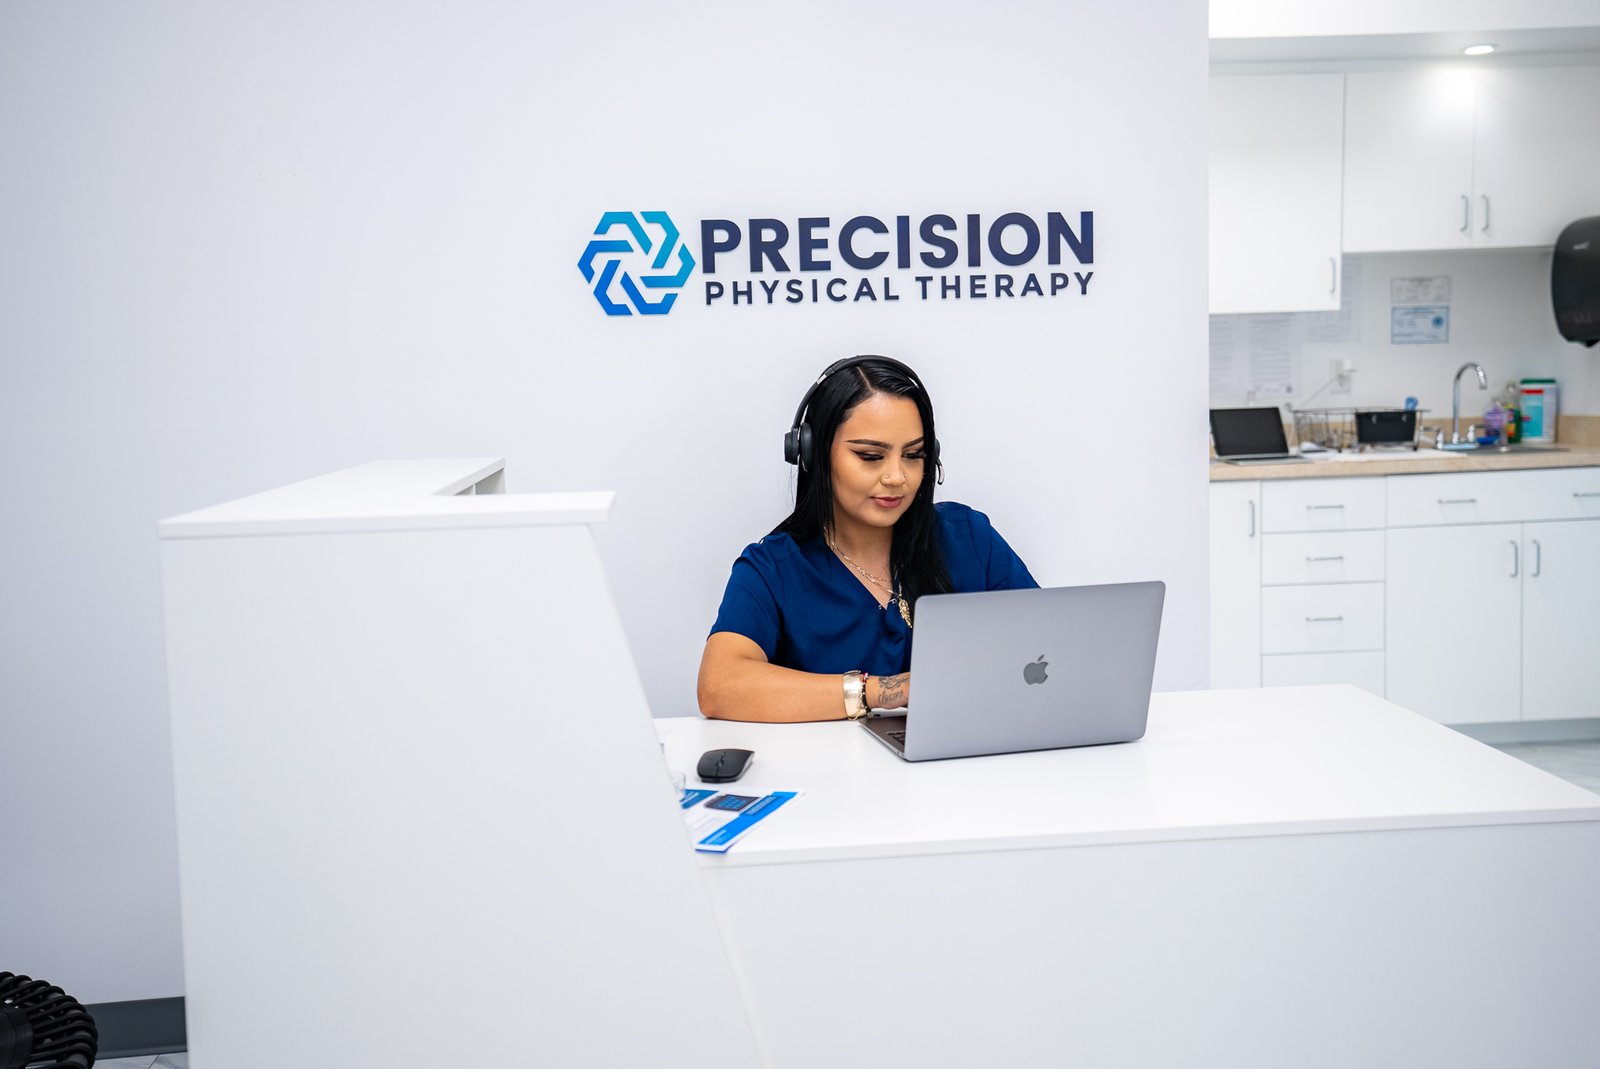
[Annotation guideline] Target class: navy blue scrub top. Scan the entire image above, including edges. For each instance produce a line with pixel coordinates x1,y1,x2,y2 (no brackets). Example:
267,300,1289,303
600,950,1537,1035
709,501,1038,676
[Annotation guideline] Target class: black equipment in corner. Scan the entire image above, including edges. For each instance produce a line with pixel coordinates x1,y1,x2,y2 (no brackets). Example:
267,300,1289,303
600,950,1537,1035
0,972,98,1069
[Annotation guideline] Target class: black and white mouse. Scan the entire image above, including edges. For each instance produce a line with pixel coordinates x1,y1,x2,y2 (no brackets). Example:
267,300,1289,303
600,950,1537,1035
697,748,754,783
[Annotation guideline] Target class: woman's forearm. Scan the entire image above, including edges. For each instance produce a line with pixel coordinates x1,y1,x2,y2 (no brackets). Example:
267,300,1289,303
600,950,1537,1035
699,657,852,723
698,633,912,722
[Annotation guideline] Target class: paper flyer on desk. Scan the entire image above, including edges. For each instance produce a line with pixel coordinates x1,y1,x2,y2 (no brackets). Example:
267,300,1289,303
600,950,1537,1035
679,788,802,853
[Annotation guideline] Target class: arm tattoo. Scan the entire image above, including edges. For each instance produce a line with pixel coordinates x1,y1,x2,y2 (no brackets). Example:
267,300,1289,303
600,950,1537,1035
876,673,908,708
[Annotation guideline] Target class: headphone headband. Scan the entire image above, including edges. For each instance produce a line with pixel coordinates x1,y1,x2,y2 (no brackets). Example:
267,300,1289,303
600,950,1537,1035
782,355,940,480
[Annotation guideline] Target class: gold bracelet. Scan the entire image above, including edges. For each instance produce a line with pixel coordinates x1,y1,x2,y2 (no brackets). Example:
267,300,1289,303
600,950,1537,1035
842,670,868,720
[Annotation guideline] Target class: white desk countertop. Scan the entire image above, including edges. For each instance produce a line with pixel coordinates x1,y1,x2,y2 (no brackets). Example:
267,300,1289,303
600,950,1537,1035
656,685,1600,866
159,458,614,538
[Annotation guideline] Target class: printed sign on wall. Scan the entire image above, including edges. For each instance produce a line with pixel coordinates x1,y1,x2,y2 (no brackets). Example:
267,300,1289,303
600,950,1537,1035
578,209,1096,315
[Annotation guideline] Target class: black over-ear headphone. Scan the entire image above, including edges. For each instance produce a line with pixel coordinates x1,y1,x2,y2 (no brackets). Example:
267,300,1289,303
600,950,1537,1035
782,355,942,480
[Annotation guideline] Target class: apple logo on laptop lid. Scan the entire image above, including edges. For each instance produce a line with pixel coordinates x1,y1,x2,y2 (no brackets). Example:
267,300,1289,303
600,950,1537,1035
1023,655,1049,685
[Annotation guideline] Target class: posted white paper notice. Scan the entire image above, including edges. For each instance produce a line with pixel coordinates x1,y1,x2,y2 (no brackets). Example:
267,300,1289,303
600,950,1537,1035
1391,305,1449,344
1391,275,1450,305
1209,314,1300,400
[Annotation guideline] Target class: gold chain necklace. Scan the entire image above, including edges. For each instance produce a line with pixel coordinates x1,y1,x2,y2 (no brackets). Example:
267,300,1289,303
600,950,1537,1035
826,531,913,628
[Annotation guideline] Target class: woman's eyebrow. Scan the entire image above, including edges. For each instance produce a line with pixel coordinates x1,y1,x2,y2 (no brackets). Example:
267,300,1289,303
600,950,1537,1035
846,437,926,448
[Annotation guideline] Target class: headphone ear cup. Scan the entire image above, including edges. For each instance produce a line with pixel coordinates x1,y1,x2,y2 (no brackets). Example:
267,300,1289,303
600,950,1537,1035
783,427,801,466
796,423,814,471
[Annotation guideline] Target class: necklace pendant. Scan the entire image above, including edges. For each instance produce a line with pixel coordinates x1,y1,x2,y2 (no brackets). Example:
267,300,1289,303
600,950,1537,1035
898,595,913,628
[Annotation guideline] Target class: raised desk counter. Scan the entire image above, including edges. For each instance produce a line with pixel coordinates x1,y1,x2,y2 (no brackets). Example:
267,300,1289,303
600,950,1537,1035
659,686,1600,1068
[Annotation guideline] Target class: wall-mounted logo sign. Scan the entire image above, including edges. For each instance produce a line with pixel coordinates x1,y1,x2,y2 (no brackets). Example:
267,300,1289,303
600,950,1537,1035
577,211,697,316
579,209,1093,317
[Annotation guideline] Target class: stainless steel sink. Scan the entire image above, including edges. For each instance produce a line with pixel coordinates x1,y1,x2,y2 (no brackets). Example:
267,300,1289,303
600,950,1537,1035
1435,444,1568,455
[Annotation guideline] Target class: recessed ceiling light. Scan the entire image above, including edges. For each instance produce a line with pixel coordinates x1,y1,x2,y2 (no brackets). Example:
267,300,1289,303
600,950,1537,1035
1462,44,1496,56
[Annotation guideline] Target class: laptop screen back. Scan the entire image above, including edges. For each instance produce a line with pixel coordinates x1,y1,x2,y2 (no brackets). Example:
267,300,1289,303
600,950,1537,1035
1210,408,1289,457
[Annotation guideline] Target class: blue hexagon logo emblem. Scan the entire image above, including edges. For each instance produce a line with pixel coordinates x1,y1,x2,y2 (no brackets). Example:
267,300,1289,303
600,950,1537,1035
577,211,696,316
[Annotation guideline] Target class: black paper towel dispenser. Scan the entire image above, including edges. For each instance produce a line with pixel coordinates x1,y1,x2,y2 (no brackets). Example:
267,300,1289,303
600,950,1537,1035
1553,215,1600,348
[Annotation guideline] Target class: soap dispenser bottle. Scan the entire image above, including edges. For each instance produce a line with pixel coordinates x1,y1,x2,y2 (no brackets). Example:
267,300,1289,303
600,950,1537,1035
1499,384,1522,444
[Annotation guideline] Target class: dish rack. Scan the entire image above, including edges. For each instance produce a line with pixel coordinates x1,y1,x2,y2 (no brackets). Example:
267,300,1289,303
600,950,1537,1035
1290,407,1430,451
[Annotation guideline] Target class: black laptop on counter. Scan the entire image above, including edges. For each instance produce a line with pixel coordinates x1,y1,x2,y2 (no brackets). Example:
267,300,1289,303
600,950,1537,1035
1209,407,1309,464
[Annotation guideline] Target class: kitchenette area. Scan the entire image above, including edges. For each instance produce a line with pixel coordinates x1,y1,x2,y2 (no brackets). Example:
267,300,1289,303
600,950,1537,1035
1207,14,1600,750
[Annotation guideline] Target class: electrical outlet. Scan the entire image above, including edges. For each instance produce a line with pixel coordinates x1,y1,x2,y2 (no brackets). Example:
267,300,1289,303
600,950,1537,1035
1330,358,1353,395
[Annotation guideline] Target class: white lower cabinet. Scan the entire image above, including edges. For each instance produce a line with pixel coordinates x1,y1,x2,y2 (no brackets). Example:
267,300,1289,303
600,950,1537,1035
1261,583,1385,655
1212,468,1600,724
1209,480,1261,688
1521,520,1600,721
1386,524,1522,725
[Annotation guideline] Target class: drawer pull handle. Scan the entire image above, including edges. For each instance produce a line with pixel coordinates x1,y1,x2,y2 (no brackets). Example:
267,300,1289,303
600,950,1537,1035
1305,555,1345,562
1575,492,1600,499
1437,498,1478,505
1305,504,1345,511
1305,616,1344,623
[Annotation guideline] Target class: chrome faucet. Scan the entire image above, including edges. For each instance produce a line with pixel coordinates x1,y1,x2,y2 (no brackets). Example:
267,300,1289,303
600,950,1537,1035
1451,362,1487,444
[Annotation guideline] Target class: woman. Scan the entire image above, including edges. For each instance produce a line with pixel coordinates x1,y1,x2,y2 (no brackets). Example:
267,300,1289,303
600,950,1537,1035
698,355,1037,723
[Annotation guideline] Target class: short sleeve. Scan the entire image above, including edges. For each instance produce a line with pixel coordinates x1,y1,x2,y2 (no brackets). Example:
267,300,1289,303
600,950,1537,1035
708,546,782,661
964,507,1039,591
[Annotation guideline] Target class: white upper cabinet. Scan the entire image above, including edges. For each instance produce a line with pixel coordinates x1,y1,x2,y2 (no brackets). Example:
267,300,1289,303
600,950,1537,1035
1344,64,1600,253
1209,73,1344,314
1343,68,1478,253
1472,65,1600,249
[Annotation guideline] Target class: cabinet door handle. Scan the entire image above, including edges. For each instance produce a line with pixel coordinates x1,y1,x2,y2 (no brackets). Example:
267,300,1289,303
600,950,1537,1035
1306,504,1345,511
1509,540,1519,578
1305,616,1344,623
1329,257,1337,295
1248,500,1256,538
1575,492,1600,499
1480,194,1490,232
1437,498,1478,505
1305,555,1345,562
1460,194,1470,233
1531,539,1541,578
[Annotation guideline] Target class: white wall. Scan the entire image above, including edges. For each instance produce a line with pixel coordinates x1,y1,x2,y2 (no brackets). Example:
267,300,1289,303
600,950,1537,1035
1210,249,1600,421
0,0,1208,1001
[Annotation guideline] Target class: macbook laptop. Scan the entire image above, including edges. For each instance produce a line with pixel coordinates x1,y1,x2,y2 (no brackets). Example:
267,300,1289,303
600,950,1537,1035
861,581,1165,762
1209,407,1308,464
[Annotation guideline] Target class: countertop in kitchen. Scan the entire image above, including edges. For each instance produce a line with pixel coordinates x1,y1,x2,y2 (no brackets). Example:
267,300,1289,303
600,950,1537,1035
1210,444,1600,481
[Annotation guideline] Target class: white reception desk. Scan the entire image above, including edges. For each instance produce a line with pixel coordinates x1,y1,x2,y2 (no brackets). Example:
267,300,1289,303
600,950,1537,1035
159,460,1600,1068
661,686,1600,1068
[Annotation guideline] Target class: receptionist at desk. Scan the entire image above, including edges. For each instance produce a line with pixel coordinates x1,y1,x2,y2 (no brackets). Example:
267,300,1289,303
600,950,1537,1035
697,355,1037,724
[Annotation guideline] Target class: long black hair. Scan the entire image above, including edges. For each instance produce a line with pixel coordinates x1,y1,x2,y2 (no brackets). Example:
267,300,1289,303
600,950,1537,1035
773,358,953,613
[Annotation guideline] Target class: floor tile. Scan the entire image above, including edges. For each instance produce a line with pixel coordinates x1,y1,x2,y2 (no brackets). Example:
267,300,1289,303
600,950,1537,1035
1490,741,1600,795
96,1059,157,1069
153,1055,188,1069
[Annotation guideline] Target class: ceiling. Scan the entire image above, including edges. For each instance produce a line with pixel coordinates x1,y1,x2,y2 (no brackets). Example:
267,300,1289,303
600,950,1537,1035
1211,26,1600,65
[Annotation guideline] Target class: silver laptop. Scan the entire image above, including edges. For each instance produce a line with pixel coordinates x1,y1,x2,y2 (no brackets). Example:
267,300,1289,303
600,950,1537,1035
862,581,1165,762
1209,407,1308,464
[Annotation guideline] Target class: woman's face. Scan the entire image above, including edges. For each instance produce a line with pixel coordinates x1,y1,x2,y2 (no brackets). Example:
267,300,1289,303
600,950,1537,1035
828,391,927,537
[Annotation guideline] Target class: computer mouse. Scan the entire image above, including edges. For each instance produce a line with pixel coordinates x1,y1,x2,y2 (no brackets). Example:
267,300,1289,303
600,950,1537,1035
697,748,754,783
